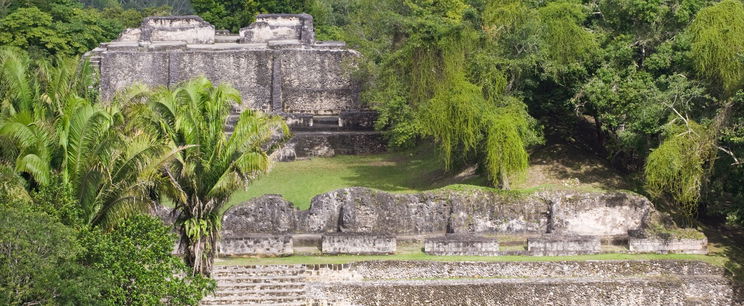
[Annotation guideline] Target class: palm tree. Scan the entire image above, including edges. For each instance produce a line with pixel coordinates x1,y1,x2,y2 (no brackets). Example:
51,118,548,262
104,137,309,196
0,48,181,228
143,77,288,275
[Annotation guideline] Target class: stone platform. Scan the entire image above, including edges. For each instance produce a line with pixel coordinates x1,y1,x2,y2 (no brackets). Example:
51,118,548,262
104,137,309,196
217,234,293,257
424,235,500,256
527,235,601,256
204,261,743,305
321,233,396,255
629,237,708,254
87,14,387,160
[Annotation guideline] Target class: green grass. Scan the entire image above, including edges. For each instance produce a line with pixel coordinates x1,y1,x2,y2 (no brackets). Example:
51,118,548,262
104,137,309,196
215,252,726,266
226,146,487,211
224,143,638,212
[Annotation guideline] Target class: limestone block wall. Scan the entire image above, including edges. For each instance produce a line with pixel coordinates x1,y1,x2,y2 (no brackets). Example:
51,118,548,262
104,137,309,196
117,16,215,44
100,51,170,101
321,233,396,255
240,14,315,44
527,235,601,256
629,237,708,254
221,187,652,237
218,234,293,257
303,261,742,305
278,49,360,114
329,260,725,280
89,14,361,115
168,50,274,111
545,190,651,236
424,236,500,256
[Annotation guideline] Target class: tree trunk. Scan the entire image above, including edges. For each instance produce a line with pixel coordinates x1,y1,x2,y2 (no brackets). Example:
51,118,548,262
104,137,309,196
183,230,217,276
500,168,511,190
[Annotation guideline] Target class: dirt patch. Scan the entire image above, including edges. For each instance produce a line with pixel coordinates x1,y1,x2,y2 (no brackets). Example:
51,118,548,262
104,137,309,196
516,143,630,191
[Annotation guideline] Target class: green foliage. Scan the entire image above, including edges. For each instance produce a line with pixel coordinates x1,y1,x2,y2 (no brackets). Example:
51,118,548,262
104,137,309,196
30,179,84,226
0,1,122,57
0,7,67,56
256,0,311,14
0,49,177,228
321,0,541,188
688,0,744,97
79,215,214,305
132,77,289,275
192,0,259,32
0,206,107,305
0,163,30,205
645,121,716,221
82,0,194,15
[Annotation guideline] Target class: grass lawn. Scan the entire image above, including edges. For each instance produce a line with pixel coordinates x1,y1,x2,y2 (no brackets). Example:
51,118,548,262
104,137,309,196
225,143,632,211
226,145,488,210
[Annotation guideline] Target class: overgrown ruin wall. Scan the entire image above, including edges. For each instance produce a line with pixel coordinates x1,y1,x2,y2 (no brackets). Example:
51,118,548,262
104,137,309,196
220,187,654,237
88,15,362,115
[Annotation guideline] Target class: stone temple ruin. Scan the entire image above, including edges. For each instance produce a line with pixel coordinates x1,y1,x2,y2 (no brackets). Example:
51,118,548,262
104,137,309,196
93,14,742,306
86,14,385,160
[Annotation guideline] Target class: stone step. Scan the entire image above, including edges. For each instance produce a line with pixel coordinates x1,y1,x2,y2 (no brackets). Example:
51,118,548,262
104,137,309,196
312,116,340,124
212,270,306,278
215,35,240,43
215,275,306,284
213,288,306,298
213,266,305,275
293,246,321,256
214,264,305,269
292,124,347,132
200,295,307,305
216,282,307,291
201,301,306,306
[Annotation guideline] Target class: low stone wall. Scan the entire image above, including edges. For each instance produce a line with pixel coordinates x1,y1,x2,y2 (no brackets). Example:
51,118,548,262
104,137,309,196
629,237,708,254
217,234,292,257
221,187,654,237
527,235,601,256
424,236,500,256
321,233,396,255
545,191,652,236
287,131,386,159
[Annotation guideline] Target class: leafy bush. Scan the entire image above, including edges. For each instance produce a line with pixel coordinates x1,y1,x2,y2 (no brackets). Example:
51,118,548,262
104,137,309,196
79,215,215,305
0,206,107,305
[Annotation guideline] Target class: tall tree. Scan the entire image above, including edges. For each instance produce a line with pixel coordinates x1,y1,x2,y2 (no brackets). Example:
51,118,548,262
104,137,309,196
139,77,288,275
191,0,258,32
645,0,744,221
0,49,179,228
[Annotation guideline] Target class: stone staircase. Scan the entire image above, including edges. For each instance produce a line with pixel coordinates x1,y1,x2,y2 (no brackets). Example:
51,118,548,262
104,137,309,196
201,265,309,305
224,110,241,139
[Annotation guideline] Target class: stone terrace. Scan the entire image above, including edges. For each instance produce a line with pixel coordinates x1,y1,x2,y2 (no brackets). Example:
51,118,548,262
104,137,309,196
86,14,385,160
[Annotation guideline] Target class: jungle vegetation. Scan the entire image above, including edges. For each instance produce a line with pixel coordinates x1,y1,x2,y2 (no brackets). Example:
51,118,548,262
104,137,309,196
1,0,744,304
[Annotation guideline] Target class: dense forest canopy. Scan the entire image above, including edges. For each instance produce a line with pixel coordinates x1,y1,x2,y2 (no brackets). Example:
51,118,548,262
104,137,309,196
0,0,742,224
1,0,744,303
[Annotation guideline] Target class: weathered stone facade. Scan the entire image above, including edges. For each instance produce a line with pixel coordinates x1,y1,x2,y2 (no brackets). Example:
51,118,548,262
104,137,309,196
424,235,500,256
629,237,708,254
321,233,396,255
87,14,384,159
216,187,708,255
527,235,601,256
221,187,651,236
218,234,293,257
203,261,743,305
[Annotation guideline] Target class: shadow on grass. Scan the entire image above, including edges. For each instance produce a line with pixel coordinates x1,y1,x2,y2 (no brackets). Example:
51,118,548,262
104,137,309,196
339,145,487,192
703,224,744,284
